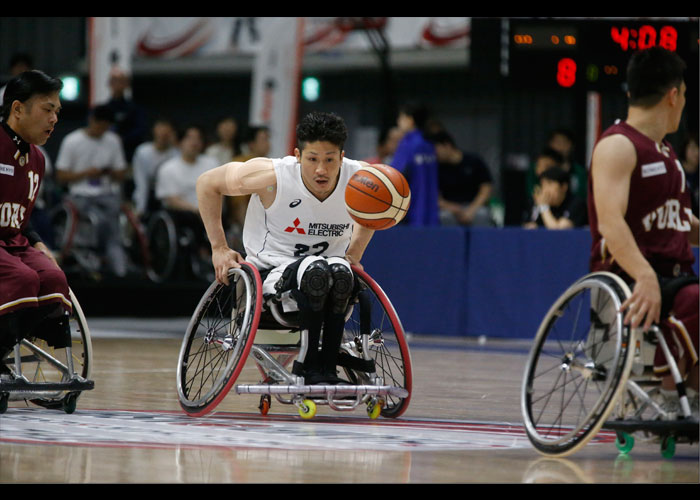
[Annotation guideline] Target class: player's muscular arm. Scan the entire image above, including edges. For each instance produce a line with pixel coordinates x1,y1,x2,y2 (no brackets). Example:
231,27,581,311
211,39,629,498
592,134,660,330
345,224,374,270
196,158,276,284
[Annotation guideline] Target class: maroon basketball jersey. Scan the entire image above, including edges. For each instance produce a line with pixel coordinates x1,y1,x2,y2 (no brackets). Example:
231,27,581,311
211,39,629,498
0,122,45,245
588,120,695,278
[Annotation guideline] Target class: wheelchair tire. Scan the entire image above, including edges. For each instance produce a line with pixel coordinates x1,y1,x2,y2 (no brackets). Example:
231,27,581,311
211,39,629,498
23,289,93,410
521,272,636,456
146,210,178,283
345,266,413,418
177,262,262,416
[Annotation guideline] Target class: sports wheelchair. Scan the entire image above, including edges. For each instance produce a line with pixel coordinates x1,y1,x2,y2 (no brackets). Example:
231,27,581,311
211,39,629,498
521,271,698,458
0,289,94,414
176,262,412,420
50,198,151,278
145,209,214,284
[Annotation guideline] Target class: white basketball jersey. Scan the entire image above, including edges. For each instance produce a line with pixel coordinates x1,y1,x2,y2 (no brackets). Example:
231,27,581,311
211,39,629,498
243,155,362,270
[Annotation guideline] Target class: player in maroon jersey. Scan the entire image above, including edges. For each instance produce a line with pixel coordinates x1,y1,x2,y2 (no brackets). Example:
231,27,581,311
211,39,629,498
0,70,72,375
589,47,699,400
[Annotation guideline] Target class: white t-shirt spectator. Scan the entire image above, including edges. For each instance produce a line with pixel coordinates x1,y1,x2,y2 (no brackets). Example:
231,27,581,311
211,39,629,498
131,141,178,214
55,128,127,197
155,154,217,209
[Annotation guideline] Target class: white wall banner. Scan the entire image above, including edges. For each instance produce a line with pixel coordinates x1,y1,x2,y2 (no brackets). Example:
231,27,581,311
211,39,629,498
248,18,305,158
88,17,133,106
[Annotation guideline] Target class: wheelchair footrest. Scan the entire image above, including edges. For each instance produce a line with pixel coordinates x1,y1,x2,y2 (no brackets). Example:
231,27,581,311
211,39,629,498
0,377,94,394
235,384,408,398
603,417,699,438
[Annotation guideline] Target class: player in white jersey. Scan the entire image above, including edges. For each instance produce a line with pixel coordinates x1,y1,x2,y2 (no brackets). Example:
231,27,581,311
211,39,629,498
196,112,375,384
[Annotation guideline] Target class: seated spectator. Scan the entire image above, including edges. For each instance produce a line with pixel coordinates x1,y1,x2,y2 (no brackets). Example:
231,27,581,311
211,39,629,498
205,116,240,166
156,125,217,213
55,105,129,277
131,118,179,218
364,126,403,165
105,67,147,163
430,130,494,227
546,128,587,199
680,133,699,216
523,166,587,229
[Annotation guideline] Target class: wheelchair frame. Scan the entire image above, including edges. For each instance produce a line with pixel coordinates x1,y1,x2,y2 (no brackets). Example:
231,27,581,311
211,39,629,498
0,289,94,414
521,271,698,458
176,262,412,420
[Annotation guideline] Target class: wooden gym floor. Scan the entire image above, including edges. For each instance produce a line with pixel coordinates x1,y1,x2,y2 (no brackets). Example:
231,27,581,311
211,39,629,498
1,317,698,484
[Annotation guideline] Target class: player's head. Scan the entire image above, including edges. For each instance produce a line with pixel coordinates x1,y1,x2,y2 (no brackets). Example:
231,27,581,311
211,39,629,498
626,47,686,109
295,112,347,201
538,166,570,206
296,111,347,153
1,70,63,145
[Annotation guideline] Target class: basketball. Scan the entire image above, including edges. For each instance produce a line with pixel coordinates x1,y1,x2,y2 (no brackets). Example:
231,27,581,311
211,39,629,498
345,164,411,230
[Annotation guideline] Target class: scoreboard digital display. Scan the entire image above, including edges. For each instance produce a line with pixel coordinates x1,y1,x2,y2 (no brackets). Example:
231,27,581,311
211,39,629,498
506,18,699,89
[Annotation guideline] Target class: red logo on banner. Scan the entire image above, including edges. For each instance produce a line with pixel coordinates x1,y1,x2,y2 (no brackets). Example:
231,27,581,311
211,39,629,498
285,218,305,234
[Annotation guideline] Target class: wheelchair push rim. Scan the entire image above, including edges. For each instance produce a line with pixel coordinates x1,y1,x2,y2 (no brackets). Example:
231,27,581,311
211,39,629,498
347,265,413,418
176,262,262,416
521,273,636,456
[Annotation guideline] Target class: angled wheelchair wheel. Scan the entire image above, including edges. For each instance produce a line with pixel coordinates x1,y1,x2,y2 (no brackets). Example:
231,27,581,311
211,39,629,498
344,266,413,418
146,210,178,283
6,289,93,412
177,262,262,416
521,272,636,456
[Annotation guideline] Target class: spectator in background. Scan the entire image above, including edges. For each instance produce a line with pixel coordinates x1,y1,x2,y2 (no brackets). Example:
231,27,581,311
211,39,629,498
546,128,587,199
105,67,147,163
206,116,240,166
430,130,494,227
156,125,217,213
227,125,272,250
0,53,34,105
364,126,403,165
392,102,440,226
131,118,179,218
525,146,565,203
523,166,587,229
55,104,129,277
680,133,699,216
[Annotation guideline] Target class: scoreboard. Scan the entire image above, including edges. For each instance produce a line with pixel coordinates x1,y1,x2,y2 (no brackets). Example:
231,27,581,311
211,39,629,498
505,18,699,90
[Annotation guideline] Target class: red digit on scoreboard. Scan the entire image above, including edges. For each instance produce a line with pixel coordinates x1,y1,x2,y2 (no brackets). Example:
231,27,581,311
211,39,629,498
557,58,576,87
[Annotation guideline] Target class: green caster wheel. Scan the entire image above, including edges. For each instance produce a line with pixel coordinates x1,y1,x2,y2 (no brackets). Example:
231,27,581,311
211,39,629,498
660,436,676,459
615,432,635,454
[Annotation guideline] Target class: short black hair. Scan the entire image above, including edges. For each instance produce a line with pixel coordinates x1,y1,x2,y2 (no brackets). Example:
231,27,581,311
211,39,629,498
539,165,570,185
537,147,565,166
242,125,269,144
296,111,347,151
1,69,62,121
91,104,115,123
626,47,686,108
427,130,457,147
399,102,431,131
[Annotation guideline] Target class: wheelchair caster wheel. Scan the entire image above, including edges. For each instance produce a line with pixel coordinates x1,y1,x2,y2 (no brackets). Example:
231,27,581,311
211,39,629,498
259,395,271,416
660,436,676,459
62,392,79,414
615,432,635,454
298,399,316,420
367,399,383,420
0,392,8,414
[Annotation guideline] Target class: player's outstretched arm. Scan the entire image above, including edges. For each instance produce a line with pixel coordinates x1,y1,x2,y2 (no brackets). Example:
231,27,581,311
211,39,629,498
196,158,275,284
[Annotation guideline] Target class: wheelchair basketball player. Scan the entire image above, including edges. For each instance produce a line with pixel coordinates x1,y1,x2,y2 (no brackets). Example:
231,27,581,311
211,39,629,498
196,111,375,384
0,70,73,376
588,47,699,413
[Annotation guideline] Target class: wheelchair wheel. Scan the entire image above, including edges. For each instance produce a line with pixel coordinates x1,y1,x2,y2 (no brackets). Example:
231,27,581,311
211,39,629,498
343,266,413,418
177,262,262,416
146,210,178,283
521,272,636,456
5,289,93,411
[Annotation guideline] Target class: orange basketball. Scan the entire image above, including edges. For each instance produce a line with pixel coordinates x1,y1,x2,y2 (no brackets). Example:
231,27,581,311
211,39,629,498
345,164,411,230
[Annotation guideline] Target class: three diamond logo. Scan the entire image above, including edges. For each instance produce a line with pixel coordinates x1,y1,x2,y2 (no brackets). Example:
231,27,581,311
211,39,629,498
284,218,305,234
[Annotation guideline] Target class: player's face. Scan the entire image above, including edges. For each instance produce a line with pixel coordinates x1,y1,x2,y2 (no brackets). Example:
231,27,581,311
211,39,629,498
296,140,344,201
14,92,61,146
